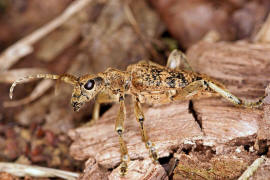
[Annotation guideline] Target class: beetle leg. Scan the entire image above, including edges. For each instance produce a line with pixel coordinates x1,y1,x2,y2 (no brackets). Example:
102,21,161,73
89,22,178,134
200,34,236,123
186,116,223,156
172,79,265,107
85,91,119,126
133,98,158,162
166,49,193,71
115,95,129,176
175,79,265,108
206,81,265,108
171,80,209,101
90,101,100,124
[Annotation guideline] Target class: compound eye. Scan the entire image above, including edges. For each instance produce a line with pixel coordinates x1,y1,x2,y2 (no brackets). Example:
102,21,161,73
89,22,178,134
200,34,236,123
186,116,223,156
84,79,95,90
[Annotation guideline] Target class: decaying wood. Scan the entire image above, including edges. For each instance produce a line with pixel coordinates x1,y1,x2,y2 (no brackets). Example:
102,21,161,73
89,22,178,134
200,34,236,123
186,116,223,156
69,40,270,179
187,41,270,141
69,101,202,179
174,152,255,179
258,86,270,140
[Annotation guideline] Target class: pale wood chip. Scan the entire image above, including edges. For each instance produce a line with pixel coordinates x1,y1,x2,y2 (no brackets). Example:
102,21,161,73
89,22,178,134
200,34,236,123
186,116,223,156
0,162,80,180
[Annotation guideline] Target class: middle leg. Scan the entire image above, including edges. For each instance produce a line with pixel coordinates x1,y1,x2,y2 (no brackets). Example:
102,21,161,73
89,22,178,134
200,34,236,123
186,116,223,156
133,97,158,162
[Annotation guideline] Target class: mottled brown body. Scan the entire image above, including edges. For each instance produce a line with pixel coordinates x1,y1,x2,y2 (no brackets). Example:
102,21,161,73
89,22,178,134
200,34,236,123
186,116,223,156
129,63,193,90
9,50,265,176
127,62,217,104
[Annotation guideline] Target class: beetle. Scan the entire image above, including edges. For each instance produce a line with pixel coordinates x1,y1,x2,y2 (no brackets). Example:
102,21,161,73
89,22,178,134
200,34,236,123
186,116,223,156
9,50,265,175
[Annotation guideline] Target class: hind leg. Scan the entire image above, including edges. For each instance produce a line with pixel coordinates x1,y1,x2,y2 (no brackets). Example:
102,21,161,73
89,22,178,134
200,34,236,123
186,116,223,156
170,80,210,101
174,79,265,107
206,81,265,108
172,79,264,107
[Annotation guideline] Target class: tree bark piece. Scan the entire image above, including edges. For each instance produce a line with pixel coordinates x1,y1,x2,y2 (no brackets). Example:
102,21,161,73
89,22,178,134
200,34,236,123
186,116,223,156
258,85,270,140
193,98,263,143
69,101,202,179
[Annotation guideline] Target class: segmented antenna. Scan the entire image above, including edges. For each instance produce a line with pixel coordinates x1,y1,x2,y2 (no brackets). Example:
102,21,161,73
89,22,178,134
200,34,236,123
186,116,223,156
9,74,78,100
55,74,79,94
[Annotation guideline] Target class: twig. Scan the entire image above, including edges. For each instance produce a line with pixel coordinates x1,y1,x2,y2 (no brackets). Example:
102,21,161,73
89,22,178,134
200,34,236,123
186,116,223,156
0,162,80,180
238,156,266,180
253,13,270,43
0,0,93,71
202,30,221,43
123,1,161,62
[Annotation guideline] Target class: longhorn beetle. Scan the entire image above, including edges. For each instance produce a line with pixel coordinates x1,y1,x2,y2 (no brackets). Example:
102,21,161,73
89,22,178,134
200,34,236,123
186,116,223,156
9,50,265,176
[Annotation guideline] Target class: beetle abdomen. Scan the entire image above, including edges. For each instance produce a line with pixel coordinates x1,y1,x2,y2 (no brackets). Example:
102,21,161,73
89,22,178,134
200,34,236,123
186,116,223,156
130,64,197,91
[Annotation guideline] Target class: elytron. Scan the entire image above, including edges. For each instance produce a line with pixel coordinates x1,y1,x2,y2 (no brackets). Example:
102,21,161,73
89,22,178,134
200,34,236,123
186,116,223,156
10,50,265,175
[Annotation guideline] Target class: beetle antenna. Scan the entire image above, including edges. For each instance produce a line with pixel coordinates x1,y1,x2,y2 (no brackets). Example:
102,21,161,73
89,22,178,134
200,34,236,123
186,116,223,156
10,74,78,99
55,74,79,95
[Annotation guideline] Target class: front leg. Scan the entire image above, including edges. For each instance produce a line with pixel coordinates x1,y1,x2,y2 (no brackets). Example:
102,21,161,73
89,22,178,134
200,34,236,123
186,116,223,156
86,91,119,126
133,97,158,162
115,94,130,176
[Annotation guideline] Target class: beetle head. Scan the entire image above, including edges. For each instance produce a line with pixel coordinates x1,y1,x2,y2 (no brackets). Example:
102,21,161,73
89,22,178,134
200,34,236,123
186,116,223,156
71,74,104,111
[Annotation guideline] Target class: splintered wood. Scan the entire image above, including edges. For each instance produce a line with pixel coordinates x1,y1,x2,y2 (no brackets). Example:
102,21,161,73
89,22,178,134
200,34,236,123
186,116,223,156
69,41,270,179
69,101,202,179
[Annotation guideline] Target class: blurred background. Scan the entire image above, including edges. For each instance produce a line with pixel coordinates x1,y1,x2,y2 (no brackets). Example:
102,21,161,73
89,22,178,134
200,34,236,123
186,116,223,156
0,0,270,179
